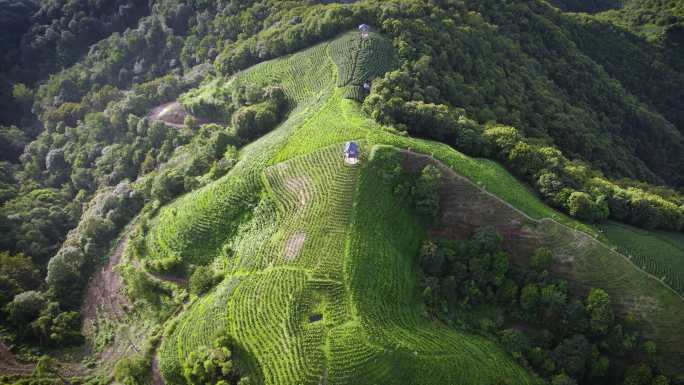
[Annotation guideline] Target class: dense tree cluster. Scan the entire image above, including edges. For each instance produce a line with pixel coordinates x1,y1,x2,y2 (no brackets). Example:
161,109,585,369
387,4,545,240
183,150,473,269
359,0,684,186
467,0,684,186
0,0,149,127
418,227,674,385
596,0,684,42
483,124,684,230
231,86,287,141
182,334,241,385
550,0,625,13
371,147,443,224
0,0,683,372
0,251,40,311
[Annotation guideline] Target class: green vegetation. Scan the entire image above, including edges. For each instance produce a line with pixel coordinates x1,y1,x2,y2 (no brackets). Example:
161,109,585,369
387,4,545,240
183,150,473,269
156,142,535,385
596,0,684,43
602,221,684,295
2,0,684,384
416,227,668,384
329,30,397,100
144,31,684,384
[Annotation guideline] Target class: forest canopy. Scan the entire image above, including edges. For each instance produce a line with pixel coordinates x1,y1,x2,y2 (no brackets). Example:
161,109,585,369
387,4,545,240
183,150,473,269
1,0,684,384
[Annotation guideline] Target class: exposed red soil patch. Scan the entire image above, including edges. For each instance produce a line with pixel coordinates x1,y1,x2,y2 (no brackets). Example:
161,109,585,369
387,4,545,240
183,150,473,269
284,231,307,261
0,341,33,375
147,101,212,128
400,150,541,261
152,354,165,385
81,231,131,328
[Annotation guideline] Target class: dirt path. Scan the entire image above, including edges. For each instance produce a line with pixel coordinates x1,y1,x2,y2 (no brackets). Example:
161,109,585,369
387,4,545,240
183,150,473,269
402,149,684,303
81,228,132,328
80,221,149,377
81,220,180,384
152,355,165,385
0,341,33,376
147,102,187,128
147,101,213,129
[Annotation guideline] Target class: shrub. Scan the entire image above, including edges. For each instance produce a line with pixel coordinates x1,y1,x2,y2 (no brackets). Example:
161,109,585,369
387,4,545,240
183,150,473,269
114,355,151,385
189,265,218,296
152,170,185,203
412,164,442,222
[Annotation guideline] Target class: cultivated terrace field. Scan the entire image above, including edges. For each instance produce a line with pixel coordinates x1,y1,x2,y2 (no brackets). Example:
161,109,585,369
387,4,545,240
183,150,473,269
2,1,684,385
135,31,684,385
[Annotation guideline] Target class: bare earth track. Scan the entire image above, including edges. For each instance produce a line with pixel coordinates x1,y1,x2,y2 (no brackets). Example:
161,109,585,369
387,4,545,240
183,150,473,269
0,341,33,376
82,229,131,331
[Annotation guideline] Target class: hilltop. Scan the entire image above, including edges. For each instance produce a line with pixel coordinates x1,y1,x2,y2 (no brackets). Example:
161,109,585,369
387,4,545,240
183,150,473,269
1,1,684,385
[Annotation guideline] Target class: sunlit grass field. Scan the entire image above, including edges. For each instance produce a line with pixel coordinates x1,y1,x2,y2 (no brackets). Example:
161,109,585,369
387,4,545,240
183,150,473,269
145,30,684,384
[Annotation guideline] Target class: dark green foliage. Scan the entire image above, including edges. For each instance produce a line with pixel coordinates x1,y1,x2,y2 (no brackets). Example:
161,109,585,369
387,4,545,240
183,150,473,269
31,305,84,347
597,0,684,42
39,182,142,318
418,227,672,384
530,247,555,274
419,227,509,310
189,265,220,296
551,335,592,378
114,355,151,385
586,288,615,336
0,251,40,309
117,264,175,315
0,188,76,264
46,310,82,345
412,165,442,222
182,334,241,385
550,0,624,13
372,149,444,223
10,0,149,83
0,125,29,162
0,0,683,375
499,328,531,360
567,192,609,223
4,290,47,333
45,246,87,307
152,170,186,204
214,2,358,76
483,124,684,231
552,373,579,385
232,85,287,141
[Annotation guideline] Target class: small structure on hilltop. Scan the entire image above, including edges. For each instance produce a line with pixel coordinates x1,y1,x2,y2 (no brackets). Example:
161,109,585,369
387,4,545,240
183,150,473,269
359,24,370,39
344,141,359,165
362,82,371,93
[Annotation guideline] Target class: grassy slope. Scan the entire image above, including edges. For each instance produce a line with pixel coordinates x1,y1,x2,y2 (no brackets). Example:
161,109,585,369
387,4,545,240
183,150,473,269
149,30,684,383
601,221,684,295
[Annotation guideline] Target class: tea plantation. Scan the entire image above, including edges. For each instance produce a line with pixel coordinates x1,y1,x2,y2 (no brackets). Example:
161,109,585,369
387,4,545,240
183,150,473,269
142,30,684,384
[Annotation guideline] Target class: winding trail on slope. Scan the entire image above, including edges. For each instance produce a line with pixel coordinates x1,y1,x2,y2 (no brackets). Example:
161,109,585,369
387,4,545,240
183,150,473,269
400,148,684,371
401,150,684,303
80,220,147,379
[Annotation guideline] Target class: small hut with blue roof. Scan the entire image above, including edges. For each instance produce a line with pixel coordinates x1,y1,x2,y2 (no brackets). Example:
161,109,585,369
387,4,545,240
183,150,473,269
344,141,359,165
359,24,370,39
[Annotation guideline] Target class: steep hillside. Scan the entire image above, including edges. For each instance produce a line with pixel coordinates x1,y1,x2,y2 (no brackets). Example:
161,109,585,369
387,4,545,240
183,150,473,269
135,31,683,384
145,34,534,385
2,1,684,385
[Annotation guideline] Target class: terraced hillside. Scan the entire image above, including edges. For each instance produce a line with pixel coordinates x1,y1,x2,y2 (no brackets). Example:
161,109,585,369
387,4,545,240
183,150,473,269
157,143,534,385
601,222,684,296
140,30,684,384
